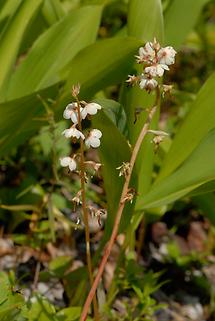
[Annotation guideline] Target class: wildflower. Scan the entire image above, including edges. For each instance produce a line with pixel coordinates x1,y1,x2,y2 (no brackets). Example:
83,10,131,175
87,206,107,227
60,156,77,171
133,40,176,94
139,75,158,91
148,129,169,152
72,190,82,206
121,188,136,204
162,84,173,97
126,75,139,86
136,42,155,63
81,103,102,119
116,162,131,177
62,127,85,140
157,46,177,65
145,64,169,78
63,103,83,124
85,161,102,172
85,129,102,148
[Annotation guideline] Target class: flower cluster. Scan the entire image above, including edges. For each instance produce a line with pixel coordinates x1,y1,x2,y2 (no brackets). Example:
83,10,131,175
127,38,176,93
60,100,102,172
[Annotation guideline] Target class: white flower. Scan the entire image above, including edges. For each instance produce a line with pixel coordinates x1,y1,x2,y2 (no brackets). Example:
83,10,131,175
139,75,158,91
81,103,102,119
85,129,102,148
157,46,176,65
63,103,83,124
62,127,85,140
60,157,77,171
145,64,169,77
137,42,155,63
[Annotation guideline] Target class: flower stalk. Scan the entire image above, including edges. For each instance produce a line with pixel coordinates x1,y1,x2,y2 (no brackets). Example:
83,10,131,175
80,87,160,321
75,95,100,321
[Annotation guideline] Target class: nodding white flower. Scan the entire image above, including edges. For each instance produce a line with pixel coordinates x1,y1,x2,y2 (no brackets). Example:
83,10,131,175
85,129,102,148
62,127,85,140
136,42,155,63
139,75,158,91
145,64,169,77
157,46,177,65
63,103,83,124
81,103,102,119
60,156,77,171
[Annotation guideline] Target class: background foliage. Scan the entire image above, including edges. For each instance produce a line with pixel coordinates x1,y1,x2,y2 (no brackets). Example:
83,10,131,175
1,0,215,320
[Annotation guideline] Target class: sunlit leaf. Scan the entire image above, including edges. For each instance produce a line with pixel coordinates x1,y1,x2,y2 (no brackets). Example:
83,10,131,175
0,0,43,98
157,72,215,181
137,129,215,209
6,5,102,100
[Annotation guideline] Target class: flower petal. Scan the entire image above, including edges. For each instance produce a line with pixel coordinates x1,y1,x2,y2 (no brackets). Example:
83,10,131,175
90,129,102,138
60,157,72,167
68,159,77,171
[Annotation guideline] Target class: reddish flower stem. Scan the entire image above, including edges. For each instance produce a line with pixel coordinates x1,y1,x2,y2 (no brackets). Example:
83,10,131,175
80,88,160,321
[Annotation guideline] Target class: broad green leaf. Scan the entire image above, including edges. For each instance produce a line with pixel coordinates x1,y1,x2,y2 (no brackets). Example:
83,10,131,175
136,129,215,209
0,0,22,22
164,0,209,48
92,101,133,235
128,0,164,43
0,0,42,97
42,0,65,26
188,180,215,197
0,38,140,156
95,98,128,136
0,85,57,156
6,5,102,100
62,37,142,101
157,72,215,181
120,86,160,197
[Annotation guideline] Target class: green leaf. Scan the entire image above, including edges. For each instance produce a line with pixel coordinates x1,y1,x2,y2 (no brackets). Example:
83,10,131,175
128,0,164,43
62,37,142,101
164,0,209,48
6,5,102,100
92,101,133,235
0,85,57,156
0,38,140,157
56,307,81,321
49,256,72,278
120,86,160,198
42,0,65,26
21,295,57,321
0,0,22,24
158,72,215,181
95,98,128,136
0,0,43,97
188,180,215,197
0,272,24,321
136,129,215,210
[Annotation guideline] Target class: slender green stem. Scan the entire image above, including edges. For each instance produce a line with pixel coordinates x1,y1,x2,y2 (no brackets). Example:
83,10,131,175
75,97,100,321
